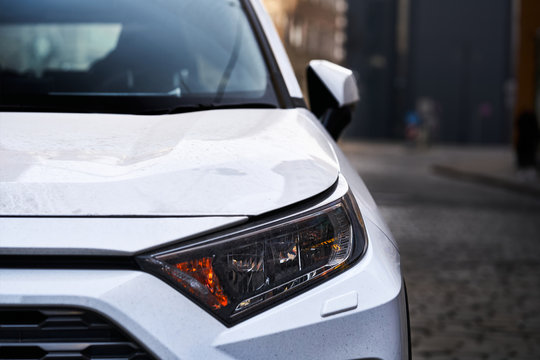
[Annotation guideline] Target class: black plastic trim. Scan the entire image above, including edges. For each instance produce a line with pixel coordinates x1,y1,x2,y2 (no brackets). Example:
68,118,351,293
292,97,308,108
0,256,139,270
404,280,412,360
0,307,156,359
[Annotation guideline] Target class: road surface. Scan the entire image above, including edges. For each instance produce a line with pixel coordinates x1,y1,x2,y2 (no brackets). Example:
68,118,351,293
341,142,540,360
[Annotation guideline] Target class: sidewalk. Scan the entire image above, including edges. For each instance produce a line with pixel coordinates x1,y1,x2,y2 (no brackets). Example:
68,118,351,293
430,146,540,198
340,141,540,198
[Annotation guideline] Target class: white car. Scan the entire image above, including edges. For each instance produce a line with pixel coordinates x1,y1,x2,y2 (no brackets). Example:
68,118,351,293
0,0,410,359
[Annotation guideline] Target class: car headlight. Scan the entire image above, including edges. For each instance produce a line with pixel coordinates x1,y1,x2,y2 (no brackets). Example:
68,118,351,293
137,191,366,325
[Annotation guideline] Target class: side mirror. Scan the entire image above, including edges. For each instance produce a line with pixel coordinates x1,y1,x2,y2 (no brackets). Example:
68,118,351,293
307,60,359,140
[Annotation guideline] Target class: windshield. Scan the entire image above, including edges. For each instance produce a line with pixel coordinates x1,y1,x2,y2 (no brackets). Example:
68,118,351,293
0,0,279,113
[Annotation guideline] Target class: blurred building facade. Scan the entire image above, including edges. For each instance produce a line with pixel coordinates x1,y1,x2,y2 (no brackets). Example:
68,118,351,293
403,0,513,144
344,0,397,140
262,0,348,93
263,0,539,144
516,0,540,124
345,0,516,143
263,0,540,144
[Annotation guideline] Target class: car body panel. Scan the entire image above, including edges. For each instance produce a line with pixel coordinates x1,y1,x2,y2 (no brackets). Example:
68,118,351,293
0,216,247,255
308,60,360,107
0,212,407,360
0,0,409,357
0,109,338,217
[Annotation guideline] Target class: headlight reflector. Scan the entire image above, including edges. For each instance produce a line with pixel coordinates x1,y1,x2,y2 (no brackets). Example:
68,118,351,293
137,193,365,324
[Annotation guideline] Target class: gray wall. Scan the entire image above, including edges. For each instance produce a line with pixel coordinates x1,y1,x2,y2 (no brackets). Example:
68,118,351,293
345,0,397,139
345,0,512,143
408,0,512,143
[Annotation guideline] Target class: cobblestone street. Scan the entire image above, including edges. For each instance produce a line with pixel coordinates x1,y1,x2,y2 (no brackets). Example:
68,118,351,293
341,142,540,360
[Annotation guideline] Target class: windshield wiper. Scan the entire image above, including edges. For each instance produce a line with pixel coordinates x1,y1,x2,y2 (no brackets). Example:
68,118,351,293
213,7,244,104
0,97,278,115
49,87,182,98
142,102,278,115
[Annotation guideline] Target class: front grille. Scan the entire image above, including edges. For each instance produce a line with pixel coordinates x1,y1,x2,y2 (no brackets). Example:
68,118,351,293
0,308,155,360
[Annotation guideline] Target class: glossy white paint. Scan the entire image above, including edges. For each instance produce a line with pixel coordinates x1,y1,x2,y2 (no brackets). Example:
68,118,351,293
0,216,247,255
309,60,360,107
0,109,338,216
0,199,407,360
251,0,304,99
0,1,408,358
320,291,358,317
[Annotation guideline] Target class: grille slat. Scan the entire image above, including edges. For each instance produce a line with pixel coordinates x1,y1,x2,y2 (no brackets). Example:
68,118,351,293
0,308,154,360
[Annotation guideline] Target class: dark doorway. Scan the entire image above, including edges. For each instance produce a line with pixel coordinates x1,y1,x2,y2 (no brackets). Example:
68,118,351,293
407,0,512,143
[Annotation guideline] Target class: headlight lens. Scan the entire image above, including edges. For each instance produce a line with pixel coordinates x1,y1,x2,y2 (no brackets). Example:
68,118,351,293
137,192,366,324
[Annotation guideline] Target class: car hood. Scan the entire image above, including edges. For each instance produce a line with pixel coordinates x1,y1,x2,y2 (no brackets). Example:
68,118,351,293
0,109,339,216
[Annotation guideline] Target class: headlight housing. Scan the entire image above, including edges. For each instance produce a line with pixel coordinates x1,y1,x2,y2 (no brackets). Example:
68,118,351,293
137,191,366,325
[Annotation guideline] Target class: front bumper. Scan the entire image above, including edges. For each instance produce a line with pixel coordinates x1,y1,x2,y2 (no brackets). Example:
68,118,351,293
0,216,408,360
